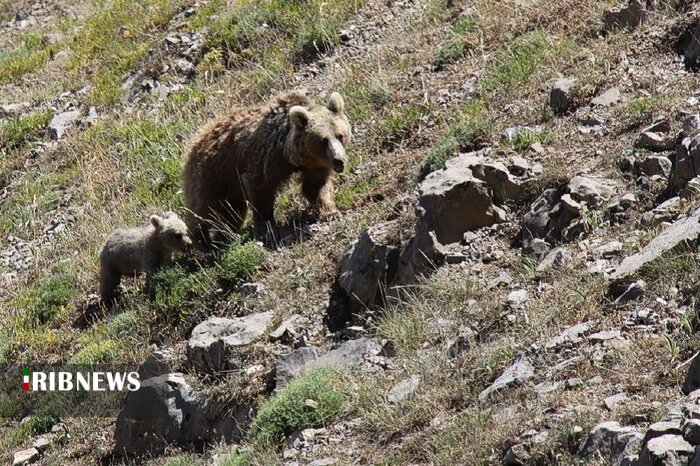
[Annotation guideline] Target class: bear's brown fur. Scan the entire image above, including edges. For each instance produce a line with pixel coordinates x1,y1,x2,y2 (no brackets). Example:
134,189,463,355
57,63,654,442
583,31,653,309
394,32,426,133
99,212,192,305
182,91,351,248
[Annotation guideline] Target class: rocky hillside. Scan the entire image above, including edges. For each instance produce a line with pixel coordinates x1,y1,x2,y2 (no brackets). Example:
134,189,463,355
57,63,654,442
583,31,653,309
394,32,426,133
4,0,700,464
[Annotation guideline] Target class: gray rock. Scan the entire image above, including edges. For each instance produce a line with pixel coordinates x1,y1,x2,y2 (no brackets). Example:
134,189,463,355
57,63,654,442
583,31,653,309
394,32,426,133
138,347,179,380
537,247,572,272
275,338,382,390
604,0,646,31
635,155,672,177
605,393,629,410
589,330,621,343
479,354,534,400
550,78,576,115
682,22,700,69
568,175,614,207
675,135,700,186
0,102,30,115
507,289,529,306
269,315,302,343
578,421,642,464
12,448,40,466
32,434,52,451
683,115,700,134
503,443,531,465
644,421,683,444
641,197,681,228
592,241,624,259
636,133,675,153
114,373,249,456
387,375,420,403
683,354,700,395
418,155,506,244
48,110,81,140
591,87,621,107
682,419,700,445
545,322,594,349
611,207,700,282
187,312,274,373
534,381,562,395
637,434,694,466
42,33,64,44
328,222,400,331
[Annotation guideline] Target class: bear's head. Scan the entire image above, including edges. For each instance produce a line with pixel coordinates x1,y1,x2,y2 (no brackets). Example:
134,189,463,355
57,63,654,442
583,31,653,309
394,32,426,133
287,92,351,173
150,212,193,251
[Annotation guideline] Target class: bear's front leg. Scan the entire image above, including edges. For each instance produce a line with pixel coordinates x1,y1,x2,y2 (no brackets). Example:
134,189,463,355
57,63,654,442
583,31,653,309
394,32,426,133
301,168,338,219
249,191,277,241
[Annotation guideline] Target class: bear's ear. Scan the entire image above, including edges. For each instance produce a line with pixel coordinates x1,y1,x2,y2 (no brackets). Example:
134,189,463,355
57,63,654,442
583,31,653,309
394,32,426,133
150,215,164,230
327,92,345,115
289,106,310,129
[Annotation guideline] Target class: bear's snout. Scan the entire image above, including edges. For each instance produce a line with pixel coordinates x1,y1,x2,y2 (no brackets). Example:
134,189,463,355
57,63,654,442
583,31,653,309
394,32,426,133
329,138,347,173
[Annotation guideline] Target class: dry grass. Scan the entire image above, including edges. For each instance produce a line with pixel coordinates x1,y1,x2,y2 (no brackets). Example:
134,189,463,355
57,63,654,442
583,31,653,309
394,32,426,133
2,0,700,463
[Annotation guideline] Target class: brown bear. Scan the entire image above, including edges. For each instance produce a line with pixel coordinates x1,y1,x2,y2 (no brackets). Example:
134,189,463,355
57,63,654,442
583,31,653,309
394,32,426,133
99,212,192,305
182,91,351,248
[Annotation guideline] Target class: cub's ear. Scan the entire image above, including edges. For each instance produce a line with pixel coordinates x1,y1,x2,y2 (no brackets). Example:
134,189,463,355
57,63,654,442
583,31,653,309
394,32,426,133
327,92,345,114
150,215,164,229
289,106,310,129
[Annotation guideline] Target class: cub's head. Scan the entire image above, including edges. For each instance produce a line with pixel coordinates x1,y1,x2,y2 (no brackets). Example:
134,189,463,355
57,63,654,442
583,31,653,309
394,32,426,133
150,212,193,252
288,92,351,173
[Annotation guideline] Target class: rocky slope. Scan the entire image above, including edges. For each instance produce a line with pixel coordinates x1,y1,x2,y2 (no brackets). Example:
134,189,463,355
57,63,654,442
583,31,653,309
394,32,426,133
4,0,700,465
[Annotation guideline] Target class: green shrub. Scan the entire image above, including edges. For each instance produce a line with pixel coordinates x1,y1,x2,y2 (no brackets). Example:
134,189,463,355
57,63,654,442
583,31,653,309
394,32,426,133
216,241,267,291
483,29,555,90
247,368,346,446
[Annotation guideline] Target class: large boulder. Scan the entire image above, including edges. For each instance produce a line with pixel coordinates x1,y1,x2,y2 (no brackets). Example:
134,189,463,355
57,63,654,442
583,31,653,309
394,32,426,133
637,434,694,466
326,221,401,331
578,421,642,465
187,312,274,373
114,373,250,456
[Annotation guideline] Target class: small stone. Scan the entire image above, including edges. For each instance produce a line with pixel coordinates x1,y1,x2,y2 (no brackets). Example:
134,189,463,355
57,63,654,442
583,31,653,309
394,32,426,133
550,78,576,115
507,289,530,306
503,443,531,465
604,392,628,410
613,280,646,305
683,114,700,134
12,448,39,466
304,399,318,409
566,378,584,389
32,434,52,451
479,354,534,400
589,330,621,343
387,375,420,403
591,87,621,107
537,247,572,272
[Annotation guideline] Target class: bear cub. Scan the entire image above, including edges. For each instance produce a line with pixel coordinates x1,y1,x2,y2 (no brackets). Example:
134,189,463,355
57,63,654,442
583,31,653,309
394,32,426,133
99,212,192,305
182,91,351,249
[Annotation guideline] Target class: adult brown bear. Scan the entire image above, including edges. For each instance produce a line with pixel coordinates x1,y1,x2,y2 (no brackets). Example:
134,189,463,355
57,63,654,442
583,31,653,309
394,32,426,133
182,91,351,249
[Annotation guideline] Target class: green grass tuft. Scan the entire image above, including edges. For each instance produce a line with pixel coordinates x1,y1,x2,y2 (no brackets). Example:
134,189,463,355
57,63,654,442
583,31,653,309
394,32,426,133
247,368,346,446
420,100,492,177
0,109,53,149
